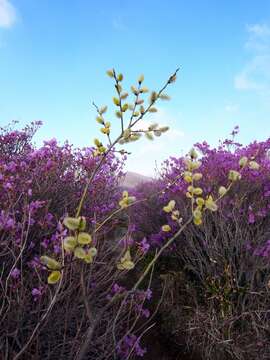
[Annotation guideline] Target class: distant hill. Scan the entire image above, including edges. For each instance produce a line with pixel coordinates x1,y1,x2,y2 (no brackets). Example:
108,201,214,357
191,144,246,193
119,171,152,188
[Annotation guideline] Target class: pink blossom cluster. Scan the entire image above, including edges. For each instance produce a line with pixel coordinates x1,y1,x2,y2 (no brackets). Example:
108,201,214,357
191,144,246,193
0,121,123,285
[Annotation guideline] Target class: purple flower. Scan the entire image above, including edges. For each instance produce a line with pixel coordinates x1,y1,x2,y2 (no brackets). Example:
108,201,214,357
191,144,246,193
53,244,61,254
112,283,125,295
141,307,150,318
4,182,12,190
145,288,152,300
135,340,147,357
117,334,147,358
248,212,255,224
139,237,150,254
43,138,57,147
10,267,20,279
31,287,43,301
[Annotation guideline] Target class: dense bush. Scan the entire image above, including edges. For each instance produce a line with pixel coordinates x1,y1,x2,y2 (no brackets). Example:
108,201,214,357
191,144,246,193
2,69,270,360
132,132,270,359
0,122,133,358
1,70,179,360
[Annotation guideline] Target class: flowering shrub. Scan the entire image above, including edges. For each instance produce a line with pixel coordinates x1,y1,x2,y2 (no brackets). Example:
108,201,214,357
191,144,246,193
0,121,127,358
2,68,270,360
132,133,270,359
0,69,181,360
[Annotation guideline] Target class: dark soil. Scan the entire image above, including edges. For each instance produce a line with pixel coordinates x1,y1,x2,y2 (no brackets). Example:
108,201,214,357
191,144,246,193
141,323,202,360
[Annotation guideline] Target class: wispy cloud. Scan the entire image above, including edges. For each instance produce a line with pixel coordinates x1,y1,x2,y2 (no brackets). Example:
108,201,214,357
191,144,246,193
245,24,270,51
0,0,16,28
234,23,270,94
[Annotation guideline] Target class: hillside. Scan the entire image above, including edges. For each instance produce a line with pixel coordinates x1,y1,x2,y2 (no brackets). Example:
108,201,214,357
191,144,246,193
120,171,152,188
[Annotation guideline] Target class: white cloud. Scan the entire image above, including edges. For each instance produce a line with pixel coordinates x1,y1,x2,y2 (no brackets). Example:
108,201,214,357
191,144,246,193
234,23,270,95
234,55,270,91
234,75,254,90
235,66,263,91
245,24,270,52
247,24,270,38
0,0,16,28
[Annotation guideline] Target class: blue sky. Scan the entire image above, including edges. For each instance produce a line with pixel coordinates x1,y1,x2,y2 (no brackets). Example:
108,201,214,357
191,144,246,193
0,0,270,175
